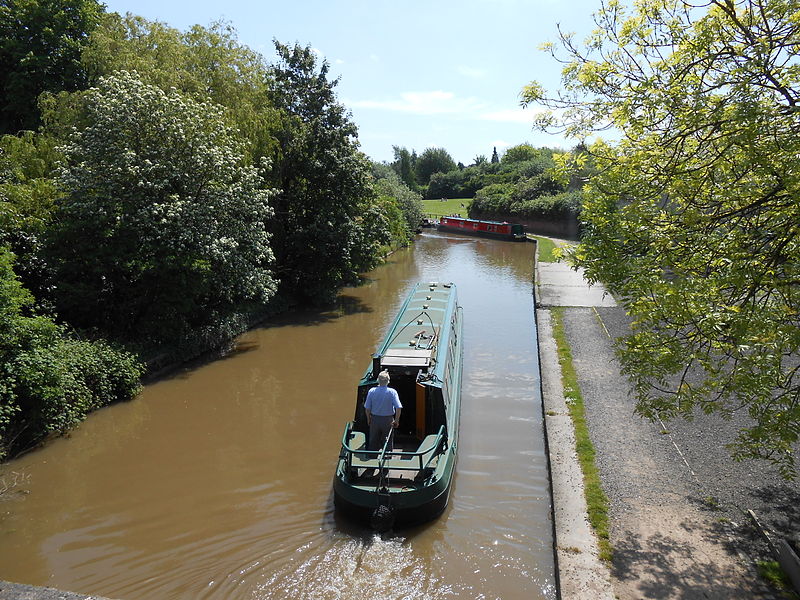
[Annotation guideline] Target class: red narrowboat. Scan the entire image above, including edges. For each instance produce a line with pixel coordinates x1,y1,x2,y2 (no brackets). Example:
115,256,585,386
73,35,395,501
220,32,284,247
437,216,526,241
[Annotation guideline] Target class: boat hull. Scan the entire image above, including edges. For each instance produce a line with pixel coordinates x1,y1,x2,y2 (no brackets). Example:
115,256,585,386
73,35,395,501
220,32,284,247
333,449,456,527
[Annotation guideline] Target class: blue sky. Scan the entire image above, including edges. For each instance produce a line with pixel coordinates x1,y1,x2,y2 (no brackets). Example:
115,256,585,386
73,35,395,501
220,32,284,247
100,0,601,164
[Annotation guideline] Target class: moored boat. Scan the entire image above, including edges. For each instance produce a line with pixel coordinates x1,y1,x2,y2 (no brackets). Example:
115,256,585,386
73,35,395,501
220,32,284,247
437,216,526,241
333,281,463,530
420,217,438,228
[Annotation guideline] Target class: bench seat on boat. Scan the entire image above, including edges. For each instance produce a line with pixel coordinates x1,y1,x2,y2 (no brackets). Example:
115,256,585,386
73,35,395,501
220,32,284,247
347,430,366,451
349,434,440,472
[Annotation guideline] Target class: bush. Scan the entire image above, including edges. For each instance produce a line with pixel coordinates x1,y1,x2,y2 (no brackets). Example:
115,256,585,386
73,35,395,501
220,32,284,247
10,337,142,440
512,172,564,202
373,170,424,240
470,183,515,215
512,191,582,220
0,247,142,459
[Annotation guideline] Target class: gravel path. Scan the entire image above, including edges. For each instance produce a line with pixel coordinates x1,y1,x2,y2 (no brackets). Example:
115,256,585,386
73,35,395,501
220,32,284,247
561,305,800,599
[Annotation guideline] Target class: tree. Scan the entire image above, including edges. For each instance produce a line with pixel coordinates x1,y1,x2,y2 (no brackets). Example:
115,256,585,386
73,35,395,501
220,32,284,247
392,145,418,190
48,71,276,346
266,42,376,303
348,201,393,275
0,0,103,133
426,170,466,199
525,0,800,477
425,160,507,199
0,131,62,297
415,147,457,186
372,164,424,240
501,143,539,164
80,14,279,163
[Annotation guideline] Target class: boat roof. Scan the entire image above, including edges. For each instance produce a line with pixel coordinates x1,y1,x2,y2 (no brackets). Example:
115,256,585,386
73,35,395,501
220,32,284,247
442,216,512,225
365,282,458,387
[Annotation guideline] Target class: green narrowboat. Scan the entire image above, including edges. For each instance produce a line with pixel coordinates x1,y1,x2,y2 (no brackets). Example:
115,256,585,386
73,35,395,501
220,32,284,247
333,281,464,530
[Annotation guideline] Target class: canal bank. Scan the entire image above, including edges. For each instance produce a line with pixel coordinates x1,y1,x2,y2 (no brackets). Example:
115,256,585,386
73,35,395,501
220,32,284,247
534,257,617,599
536,247,799,599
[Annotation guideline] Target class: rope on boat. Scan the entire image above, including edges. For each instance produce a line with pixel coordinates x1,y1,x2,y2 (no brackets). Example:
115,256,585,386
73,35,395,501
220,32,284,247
384,311,439,351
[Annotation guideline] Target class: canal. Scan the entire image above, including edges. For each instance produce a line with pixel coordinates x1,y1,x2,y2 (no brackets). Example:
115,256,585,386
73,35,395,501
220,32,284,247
0,232,556,599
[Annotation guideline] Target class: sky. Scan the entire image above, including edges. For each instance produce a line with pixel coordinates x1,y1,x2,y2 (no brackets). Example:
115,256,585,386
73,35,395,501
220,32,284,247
99,0,602,165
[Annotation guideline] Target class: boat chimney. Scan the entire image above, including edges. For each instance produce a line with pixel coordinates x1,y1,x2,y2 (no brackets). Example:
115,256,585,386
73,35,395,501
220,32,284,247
372,354,382,380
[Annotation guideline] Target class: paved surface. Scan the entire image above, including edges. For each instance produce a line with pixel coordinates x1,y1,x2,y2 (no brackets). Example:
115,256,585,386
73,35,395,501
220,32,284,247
536,262,616,308
536,252,798,599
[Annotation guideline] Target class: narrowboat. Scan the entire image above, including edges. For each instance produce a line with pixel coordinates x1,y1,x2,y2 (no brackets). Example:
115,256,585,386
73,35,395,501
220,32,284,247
437,216,526,241
333,282,463,531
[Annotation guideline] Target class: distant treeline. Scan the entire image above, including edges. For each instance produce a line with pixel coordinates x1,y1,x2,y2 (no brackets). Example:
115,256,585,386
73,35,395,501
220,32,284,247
389,143,594,223
0,2,424,459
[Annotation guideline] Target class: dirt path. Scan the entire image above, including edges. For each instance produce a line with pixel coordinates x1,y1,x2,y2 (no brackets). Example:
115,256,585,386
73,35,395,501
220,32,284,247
536,256,797,599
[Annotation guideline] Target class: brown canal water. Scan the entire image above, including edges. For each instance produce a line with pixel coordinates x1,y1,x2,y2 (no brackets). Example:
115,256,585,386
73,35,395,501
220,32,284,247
0,232,556,599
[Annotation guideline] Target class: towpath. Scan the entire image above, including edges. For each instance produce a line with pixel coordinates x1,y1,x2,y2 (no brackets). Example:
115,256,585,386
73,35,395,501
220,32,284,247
536,244,798,599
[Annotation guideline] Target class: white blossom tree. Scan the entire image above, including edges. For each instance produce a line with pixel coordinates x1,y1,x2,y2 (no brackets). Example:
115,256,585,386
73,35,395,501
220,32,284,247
50,71,276,345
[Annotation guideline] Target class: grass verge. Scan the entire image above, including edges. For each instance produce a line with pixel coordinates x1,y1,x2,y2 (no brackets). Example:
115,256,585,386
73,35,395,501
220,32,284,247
756,561,800,599
532,235,558,262
422,198,471,218
551,306,613,562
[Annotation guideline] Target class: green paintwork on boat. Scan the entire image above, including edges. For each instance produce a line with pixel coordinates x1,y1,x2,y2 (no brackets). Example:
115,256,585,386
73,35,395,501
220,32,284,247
333,282,464,528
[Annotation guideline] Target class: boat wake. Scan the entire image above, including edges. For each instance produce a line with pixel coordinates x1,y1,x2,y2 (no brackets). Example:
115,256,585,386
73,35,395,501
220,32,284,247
253,534,455,599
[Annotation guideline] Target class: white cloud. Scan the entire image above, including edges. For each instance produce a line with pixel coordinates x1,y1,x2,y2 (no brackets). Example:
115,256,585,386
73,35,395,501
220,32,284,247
346,91,543,127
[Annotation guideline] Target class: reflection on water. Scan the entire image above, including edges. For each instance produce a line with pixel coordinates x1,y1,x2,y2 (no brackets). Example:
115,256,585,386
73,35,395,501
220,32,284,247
0,232,555,599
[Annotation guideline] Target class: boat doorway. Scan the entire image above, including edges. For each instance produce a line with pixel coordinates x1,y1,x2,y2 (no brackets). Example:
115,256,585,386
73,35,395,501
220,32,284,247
388,370,423,441
385,369,446,447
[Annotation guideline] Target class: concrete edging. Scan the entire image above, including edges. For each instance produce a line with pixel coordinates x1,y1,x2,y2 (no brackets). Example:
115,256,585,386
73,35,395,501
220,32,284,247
536,309,616,599
0,581,116,600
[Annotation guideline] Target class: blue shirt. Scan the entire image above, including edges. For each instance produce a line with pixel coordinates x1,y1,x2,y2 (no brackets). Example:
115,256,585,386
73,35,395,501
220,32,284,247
364,385,402,416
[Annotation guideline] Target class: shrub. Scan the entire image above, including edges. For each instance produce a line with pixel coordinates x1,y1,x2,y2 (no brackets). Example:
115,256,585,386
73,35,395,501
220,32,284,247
470,183,515,215
0,247,142,459
512,191,582,221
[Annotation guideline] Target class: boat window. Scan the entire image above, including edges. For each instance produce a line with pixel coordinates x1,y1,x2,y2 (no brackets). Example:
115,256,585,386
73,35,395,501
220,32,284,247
381,348,432,368
444,358,451,405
